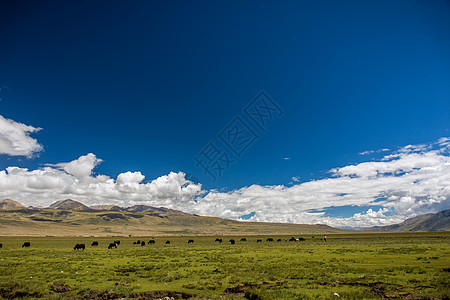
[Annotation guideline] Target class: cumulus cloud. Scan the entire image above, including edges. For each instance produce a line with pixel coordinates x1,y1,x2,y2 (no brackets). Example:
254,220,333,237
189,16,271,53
51,153,102,180
192,138,449,227
0,138,448,228
0,115,43,157
0,153,203,209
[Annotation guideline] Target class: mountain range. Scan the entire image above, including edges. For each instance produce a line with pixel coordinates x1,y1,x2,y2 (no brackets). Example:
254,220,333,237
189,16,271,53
0,199,448,236
365,209,450,232
0,199,342,236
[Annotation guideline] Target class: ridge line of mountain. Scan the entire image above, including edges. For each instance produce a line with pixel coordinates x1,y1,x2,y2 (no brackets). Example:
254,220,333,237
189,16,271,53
0,198,191,216
1,198,449,232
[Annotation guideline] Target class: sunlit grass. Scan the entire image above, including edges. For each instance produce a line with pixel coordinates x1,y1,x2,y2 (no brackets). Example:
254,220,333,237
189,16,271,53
0,232,448,299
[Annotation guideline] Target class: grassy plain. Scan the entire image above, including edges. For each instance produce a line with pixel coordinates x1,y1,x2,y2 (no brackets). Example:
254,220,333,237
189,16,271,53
0,232,449,299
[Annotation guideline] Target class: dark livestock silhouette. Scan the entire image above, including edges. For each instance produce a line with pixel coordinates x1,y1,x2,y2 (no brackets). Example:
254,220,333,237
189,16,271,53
108,243,117,249
148,240,155,244
229,239,235,244
91,241,98,246
114,240,120,245
289,237,296,242
257,239,262,243
240,238,247,242
22,242,31,248
188,239,194,244
266,238,274,242
215,238,222,243
141,241,145,246
74,244,85,250
277,239,282,242
165,240,170,244
0,243,2,248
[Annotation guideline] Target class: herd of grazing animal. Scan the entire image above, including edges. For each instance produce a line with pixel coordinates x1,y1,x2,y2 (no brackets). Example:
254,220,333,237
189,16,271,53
0,236,324,250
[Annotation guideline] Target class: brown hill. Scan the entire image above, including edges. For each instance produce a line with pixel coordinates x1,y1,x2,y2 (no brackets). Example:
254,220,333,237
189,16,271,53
0,199,345,236
126,205,191,216
48,199,90,211
0,199,26,210
365,209,450,232
90,205,123,211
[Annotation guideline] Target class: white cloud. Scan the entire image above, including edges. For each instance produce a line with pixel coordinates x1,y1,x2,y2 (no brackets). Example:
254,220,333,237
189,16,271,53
52,153,102,180
359,148,390,155
117,171,145,185
0,138,448,228
291,176,300,182
359,150,374,155
0,115,43,157
0,153,203,209
192,138,449,227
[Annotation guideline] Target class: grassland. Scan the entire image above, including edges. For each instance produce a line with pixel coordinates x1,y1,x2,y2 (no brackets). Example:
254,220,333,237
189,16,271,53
0,232,449,299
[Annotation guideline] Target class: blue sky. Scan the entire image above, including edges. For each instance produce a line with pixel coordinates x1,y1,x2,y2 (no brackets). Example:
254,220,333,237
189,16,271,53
0,1,449,227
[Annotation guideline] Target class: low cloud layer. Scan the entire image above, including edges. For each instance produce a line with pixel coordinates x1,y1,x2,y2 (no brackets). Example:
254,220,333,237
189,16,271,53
0,153,203,209
0,115,43,157
0,138,448,228
198,138,449,227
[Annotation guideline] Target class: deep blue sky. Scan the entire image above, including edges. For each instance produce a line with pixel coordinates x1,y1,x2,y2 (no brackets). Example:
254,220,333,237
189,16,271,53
1,0,449,191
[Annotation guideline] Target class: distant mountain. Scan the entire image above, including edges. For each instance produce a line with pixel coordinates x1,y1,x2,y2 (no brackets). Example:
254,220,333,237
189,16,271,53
89,204,190,215
365,209,450,232
90,205,123,211
49,199,90,211
0,199,26,210
126,205,191,216
0,199,345,236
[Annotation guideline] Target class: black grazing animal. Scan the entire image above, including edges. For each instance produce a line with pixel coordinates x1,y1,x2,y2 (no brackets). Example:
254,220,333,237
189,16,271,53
136,240,141,244
148,240,155,244
108,243,117,249
74,244,85,250
91,241,98,246
188,239,194,244
299,237,306,241
229,239,235,244
114,240,120,245
266,238,274,242
277,239,282,242
22,242,31,248
141,241,145,246
0,243,2,248
257,239,262,243
133,242,137,245
289,237,296,242
215,238,222,243
165,240,170,244
240,238,247,242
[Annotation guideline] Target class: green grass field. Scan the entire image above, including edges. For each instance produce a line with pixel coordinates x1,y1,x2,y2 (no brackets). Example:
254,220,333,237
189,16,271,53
0,232,449,299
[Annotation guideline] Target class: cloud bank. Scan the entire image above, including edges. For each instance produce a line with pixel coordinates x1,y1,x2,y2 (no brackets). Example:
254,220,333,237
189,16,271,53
198,138,448,227
0,115,43,157
0,138,448,228
0,153,203,209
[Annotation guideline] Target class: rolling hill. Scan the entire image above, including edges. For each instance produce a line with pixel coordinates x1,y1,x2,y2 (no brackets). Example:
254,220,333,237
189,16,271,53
0,199,343,236
365,209,450,232
0,199,26,210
